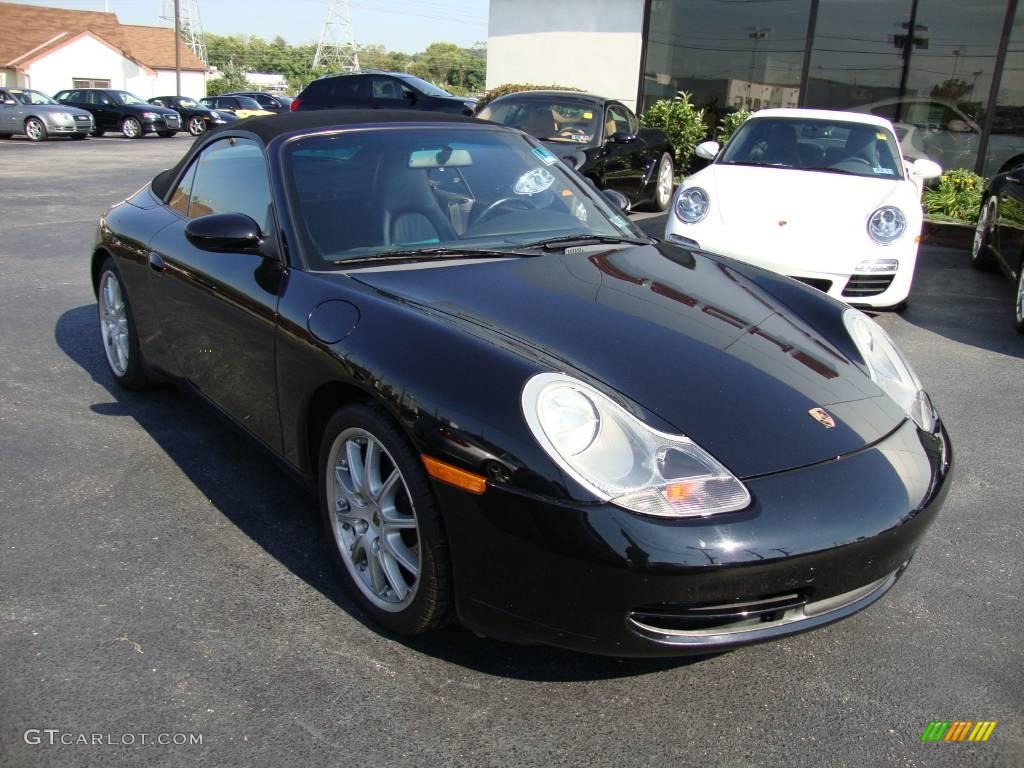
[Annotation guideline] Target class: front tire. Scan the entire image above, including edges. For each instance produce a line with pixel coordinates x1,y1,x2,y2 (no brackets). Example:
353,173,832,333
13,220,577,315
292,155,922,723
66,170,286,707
24,117,47,142
71,133,87,140
121,117,141,139
97,258,152,390
157,130,176,138
90,126,104,137
187,116,206,136
972,197,996,271
1015,257,1024,334
318,403,452,635
650,152,675,212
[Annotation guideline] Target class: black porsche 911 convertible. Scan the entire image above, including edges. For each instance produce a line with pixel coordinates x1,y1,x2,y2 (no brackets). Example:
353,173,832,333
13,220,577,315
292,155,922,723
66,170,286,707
92,110,951,657
476,91,676,212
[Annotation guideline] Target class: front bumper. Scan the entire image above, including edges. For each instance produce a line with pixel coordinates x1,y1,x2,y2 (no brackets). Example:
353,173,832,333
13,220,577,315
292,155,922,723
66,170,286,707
142,115,181,133
435,419,951,657
665,225,921,308
49,118,92,136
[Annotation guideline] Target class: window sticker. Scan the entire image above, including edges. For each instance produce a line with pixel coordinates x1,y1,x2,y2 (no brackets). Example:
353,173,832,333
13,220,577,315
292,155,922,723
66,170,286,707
875,131,888,140
873,167,895,175
583,111,593,119
514,167,556,195
573,199,588,222
531,146,559,166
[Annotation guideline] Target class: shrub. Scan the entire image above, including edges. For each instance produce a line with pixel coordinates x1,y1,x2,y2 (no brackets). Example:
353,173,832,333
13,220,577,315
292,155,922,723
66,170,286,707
476,83,583,111
640,91,707,173
717,109,753,145
922,168,985,224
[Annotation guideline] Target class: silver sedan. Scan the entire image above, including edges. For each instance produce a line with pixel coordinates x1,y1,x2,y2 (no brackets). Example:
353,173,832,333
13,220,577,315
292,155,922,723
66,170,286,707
0,88,93,141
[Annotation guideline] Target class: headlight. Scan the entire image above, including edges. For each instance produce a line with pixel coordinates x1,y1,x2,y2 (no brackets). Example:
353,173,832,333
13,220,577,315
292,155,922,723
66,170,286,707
867,206,906,244
843,309,936,432
463,101,476,110
522,372,750,517
674,187,710,223
855,258,899,273
141,111,159,120
53,112,73,122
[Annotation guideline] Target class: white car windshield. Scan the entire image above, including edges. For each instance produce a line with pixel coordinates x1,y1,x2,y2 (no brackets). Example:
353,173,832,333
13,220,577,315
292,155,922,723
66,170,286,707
10,90,57,105
718,117,905,180
283,127,645,267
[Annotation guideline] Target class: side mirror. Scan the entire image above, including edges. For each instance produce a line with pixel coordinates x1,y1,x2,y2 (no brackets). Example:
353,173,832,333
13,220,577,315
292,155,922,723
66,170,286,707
695,141,721,160
911,158,942,180
609,131,637,144
602,189,630,213
404,90,418,104
185,213,266,254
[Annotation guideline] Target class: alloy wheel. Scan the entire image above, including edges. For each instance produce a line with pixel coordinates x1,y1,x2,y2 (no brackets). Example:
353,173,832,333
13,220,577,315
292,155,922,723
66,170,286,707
657,156,674,208
24,118,45,142
1016,266,1024,327
98,271,129,376
122,118,141,138
972,199,993,262
188,116,205,136
325,428,421,611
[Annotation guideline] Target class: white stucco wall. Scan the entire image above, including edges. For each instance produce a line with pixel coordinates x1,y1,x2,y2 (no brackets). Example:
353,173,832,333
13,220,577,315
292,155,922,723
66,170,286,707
152,69,207,99
23,35,151,96
486,0,645,109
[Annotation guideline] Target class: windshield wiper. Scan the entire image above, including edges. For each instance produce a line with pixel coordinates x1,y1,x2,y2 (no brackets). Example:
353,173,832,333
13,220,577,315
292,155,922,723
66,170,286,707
720,160,795,169
333,247,534,266
519,234,653,251
802,166,861,176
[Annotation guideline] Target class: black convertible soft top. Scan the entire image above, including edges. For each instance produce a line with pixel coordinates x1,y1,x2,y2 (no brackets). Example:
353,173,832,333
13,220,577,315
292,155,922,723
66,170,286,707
151,108,489,199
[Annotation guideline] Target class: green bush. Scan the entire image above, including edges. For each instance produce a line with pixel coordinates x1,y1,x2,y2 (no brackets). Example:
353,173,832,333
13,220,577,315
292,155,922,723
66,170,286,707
475,83,583,111
922,168,985,224
717,109,753,145
640,92,707,173
206,65,249,97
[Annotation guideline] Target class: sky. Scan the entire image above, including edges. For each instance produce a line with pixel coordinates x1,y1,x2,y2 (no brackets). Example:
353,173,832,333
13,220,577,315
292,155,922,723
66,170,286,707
10,0,490,51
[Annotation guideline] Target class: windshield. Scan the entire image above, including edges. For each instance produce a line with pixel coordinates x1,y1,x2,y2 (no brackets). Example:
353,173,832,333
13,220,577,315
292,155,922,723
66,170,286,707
112,91,147,106
283,127,644,268
236,96,263,109
478,98,600,144
718,117,904,180
398,75,452,98
177,97,200,108
10,89,57,106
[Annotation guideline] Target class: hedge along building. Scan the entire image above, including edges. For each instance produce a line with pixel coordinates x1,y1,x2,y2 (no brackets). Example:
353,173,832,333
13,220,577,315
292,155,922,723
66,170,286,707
487,0,1024,177
0,1,208,100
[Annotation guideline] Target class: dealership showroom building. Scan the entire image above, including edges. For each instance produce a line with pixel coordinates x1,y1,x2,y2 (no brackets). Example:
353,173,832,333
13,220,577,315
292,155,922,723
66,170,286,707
488,0,1024,176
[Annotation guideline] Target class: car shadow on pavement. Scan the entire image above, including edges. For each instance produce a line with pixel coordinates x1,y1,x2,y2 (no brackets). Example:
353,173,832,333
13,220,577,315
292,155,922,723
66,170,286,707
56,304,711,682
894,245,1024,358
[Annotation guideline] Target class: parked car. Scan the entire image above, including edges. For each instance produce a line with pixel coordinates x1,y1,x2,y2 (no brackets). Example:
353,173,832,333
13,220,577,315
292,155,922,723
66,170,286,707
199,95,274,119
666,108,942,309
148,96,233,136
221,91,293,112
90,109,951,657
291,70,474,115
0,87,92,141
477,90,675,211
852,96,1024,178
53,88,180,138
971,163,1024,332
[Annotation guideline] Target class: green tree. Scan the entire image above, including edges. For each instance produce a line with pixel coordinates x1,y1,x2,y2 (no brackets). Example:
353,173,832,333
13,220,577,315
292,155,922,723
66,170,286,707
206,64,249,96
641,92,707,172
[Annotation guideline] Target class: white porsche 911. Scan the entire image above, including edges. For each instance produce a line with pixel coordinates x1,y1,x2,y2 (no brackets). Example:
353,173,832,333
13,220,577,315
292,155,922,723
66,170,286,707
664,109,942,309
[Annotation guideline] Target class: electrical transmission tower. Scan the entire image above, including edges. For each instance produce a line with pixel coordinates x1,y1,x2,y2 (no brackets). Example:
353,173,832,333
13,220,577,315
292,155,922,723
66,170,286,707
160,0,208,65
313,0,360,72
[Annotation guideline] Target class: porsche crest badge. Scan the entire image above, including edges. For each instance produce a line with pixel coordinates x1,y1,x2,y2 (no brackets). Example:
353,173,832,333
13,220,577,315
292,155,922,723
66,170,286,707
808,407,836,428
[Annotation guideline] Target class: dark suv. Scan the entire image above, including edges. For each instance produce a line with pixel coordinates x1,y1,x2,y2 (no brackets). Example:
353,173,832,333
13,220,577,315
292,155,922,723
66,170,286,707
53,88,181,138
221,91,293,112
292,71,474,115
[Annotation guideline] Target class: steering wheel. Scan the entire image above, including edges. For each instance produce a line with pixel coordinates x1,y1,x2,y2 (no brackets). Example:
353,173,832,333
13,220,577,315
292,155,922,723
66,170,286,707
840,156,875,168
557,126,587,141
474,196,537,226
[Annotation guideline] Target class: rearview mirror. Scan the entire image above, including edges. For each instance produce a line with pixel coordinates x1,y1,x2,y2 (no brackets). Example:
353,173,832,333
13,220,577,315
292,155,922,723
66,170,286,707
911,158,942,180
602,189,630,213
185,213,266,254
695,141,720,160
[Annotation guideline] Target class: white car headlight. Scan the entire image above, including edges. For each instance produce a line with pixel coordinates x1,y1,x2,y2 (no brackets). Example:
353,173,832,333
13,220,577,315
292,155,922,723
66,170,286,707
867,206,906,244
843,309,936,432
522,372,750,517
674,187,710,224
53,112,73,122
141,111,160,120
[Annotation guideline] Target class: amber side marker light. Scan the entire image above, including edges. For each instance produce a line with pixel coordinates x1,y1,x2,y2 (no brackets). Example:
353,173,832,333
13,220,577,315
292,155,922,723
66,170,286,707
421,455,487,495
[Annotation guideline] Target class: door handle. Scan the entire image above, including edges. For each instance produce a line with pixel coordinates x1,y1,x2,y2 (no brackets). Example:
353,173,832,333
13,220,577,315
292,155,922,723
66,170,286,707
148,251,166,273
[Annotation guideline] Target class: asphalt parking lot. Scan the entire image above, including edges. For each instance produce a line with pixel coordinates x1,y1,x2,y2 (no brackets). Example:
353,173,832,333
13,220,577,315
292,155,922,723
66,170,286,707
1,134,1021,768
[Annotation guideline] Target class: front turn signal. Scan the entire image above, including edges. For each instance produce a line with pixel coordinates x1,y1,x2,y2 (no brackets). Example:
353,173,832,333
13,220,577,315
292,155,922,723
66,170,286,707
421,455,487,495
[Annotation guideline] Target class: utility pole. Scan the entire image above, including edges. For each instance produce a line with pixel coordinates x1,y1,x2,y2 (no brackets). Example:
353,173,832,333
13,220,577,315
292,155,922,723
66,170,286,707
161,0,208,65
174,0,181,96
313,0,360,72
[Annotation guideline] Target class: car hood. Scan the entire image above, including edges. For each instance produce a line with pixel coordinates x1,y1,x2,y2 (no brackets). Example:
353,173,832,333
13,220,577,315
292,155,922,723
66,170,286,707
129,104,178,116
350,243,906,478
696,164,918,232
31,104,91,118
